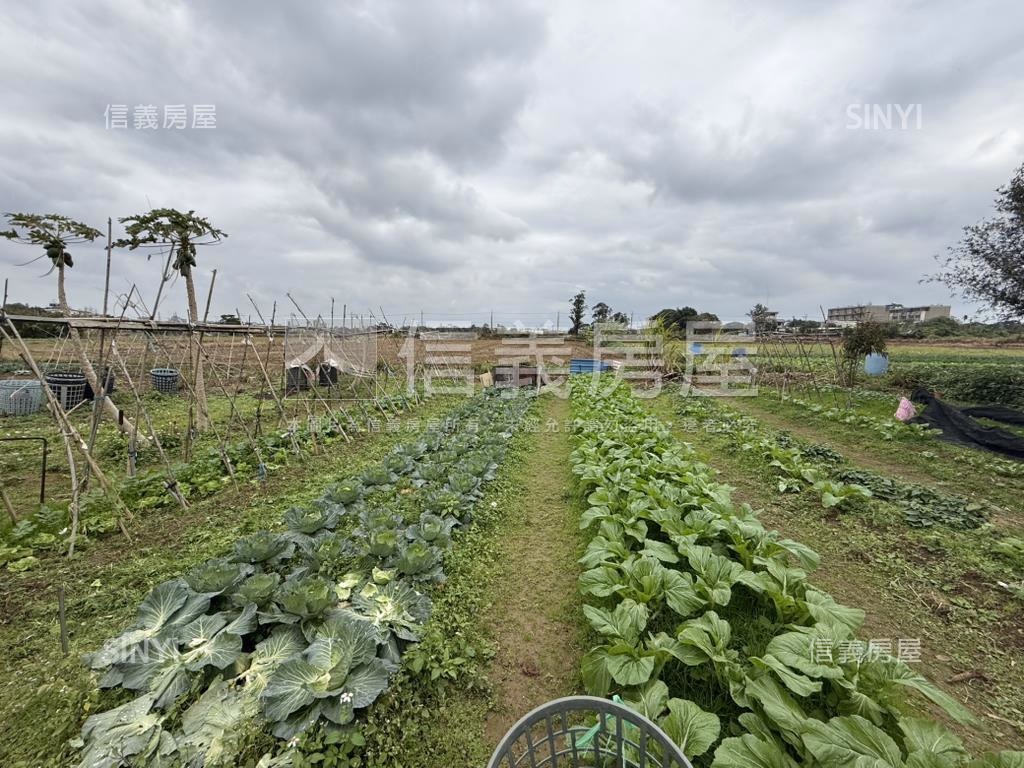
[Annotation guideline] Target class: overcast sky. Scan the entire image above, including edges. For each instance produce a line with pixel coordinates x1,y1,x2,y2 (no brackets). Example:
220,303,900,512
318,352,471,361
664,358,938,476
2,0,1022,326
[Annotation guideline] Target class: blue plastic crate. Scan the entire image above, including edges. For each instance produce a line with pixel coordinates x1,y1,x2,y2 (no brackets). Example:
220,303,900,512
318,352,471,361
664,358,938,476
569,359,612,375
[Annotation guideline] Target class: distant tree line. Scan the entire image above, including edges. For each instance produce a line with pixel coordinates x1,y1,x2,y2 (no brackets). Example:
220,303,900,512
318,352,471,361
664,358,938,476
0,301,61,338
568,290,631,335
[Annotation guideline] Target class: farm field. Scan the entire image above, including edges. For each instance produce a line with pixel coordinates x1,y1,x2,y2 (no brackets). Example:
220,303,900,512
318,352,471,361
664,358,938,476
6,3,1024,765
0,340,1022,767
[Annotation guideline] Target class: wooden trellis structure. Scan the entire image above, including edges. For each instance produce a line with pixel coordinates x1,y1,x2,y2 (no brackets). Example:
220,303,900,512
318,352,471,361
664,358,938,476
0,279,414,556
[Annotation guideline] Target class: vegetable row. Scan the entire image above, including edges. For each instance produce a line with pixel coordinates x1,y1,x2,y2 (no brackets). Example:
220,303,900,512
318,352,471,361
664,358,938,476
677,396,988,528
72,389,533,767
569,380,1019,767
1,393,412,567
775,392,934,442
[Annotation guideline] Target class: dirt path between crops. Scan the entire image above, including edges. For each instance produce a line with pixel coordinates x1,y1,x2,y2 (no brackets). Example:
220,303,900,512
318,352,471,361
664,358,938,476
483,395,584,747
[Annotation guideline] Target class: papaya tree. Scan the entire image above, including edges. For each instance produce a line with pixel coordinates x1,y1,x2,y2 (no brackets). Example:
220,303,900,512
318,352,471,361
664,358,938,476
115,209,227,430
1,213,147,444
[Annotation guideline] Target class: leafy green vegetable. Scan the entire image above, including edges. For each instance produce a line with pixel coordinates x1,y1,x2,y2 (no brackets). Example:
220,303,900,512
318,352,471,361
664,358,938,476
232,572,280,608
660,698,721,757
568,381,1018,768
185,558,253,595
275,577,337,621
261,613,388,739
232,531,292,564
73,389,535,766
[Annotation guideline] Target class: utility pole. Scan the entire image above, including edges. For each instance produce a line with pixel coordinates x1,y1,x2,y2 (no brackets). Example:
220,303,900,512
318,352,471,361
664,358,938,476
556,311,560,331
0,278,7,359
420,310,424,328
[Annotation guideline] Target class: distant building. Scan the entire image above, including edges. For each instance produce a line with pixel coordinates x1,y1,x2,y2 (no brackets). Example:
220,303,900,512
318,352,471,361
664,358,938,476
885,303,951,323
826,305,890,324
826,303,950,325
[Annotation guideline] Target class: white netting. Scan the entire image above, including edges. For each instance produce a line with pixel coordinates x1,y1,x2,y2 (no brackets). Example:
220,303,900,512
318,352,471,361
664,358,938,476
284,322,378,378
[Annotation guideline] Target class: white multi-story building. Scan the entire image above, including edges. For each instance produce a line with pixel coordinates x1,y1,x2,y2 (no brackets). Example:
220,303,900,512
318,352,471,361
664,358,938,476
826,303,951,325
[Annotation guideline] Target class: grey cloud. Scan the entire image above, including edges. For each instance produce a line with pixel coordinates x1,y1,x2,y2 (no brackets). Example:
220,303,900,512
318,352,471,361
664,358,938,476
2,0,1023,324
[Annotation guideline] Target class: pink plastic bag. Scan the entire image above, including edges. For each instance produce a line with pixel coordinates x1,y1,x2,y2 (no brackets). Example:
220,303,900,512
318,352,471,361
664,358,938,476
895,397,916,422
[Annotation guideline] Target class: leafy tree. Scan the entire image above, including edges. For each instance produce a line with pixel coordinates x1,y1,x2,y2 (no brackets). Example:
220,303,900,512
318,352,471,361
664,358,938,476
2,213,147,443
569,290,587,335
747,303,777,333
930,162,1024,319
649,307,716,335
591,301,611,324
839,320,888,385
788,319,822,332
116,209,227,429
591,301,630,327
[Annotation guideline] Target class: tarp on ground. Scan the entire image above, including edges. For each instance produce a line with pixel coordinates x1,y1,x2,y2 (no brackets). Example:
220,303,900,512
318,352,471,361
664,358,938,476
911,388,1024,459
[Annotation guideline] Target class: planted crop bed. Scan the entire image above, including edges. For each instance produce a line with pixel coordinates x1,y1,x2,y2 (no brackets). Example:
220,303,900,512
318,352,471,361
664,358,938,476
70,389,532,767
677,396,990,528
1,393,413,569
569,380,1021,767
775,392,934,442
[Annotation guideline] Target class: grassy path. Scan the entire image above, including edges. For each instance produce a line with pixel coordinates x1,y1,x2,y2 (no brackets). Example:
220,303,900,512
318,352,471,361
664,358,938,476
482,395,585,745
647,394,1024,752
356,394,584,767
0,396,455,767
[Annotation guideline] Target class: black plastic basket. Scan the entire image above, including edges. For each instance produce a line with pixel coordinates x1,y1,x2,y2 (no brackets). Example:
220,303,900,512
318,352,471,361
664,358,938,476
83,367,116,399
45,371,87,411
488,696,693,768
150,368,180,395
318,362,339,386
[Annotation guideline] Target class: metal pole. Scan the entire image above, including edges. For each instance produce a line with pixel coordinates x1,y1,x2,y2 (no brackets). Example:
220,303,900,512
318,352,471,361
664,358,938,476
0,278,8,360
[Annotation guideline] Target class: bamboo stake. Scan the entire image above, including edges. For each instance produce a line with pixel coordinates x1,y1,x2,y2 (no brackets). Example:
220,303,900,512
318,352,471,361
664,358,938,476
108,341,189,510
0,317,130,547
246,335,287,419
0,480,17,524
191,336,270,468
142,330,237,485
58,584,69,656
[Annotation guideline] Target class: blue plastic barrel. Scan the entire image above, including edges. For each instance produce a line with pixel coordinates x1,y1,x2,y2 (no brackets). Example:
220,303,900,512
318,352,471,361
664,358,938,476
863,353,889,376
